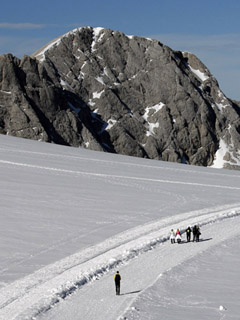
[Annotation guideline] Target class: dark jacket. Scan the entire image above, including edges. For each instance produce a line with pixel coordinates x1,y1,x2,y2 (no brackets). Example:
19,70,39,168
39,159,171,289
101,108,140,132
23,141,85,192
193,225,198,235
114,273,121,284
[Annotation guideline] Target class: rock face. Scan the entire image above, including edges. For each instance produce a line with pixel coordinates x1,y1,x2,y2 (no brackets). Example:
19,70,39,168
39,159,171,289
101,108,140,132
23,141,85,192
0,27,239,169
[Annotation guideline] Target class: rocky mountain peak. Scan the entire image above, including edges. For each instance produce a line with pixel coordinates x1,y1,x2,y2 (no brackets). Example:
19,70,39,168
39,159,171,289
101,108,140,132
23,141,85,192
0,27,239,169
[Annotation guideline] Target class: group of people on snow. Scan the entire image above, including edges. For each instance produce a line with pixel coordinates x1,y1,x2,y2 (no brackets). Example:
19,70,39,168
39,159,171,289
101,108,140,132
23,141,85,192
170,225,201,244
113,226,202,295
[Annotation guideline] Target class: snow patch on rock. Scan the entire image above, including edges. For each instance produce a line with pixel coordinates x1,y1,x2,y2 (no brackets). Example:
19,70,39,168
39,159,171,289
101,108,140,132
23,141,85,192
211,139,240,168
189,65,209,82
143,102,164,136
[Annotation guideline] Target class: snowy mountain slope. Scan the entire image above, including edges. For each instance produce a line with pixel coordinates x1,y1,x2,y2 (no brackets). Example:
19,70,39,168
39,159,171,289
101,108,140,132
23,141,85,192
0,135,240,319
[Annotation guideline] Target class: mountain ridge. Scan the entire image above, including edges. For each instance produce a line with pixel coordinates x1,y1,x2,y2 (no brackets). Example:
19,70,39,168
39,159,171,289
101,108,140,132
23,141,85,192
0,26,239,169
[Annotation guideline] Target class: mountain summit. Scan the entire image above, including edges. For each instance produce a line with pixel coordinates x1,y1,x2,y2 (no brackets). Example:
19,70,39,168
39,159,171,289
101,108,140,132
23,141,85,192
0,27,239,169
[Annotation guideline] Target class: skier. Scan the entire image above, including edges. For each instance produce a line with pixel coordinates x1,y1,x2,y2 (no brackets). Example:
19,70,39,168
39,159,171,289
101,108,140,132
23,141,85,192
114,271,121,295
170,229,176,244
186,226,192,242
192,225,198,242
175,229,182,244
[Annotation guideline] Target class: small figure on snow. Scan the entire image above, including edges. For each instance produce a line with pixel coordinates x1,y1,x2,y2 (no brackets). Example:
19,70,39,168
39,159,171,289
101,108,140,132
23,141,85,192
193,225,201,242
192,225,198,242
186,226,192,242
114,271,121,295
170,229,176,244
196,226,201,242
175,229,182,244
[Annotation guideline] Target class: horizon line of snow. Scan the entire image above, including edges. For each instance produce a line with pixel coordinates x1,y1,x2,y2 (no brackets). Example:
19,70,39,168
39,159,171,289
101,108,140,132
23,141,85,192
0,159,239,191
0,205,240,319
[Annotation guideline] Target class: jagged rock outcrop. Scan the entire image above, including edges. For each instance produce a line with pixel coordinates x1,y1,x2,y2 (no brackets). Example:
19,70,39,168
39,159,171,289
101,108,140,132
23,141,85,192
0,27,239,169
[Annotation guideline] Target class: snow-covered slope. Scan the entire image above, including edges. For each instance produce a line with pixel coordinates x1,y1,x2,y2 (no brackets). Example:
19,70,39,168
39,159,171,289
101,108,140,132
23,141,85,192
121,232,240,320
0,135,239,319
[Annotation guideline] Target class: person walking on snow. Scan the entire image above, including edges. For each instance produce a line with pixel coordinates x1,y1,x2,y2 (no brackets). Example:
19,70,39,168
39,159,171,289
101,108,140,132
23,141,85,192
196,226,201,242
175,229,182,244
186,226,192,242
192,225,198,242
114,271,121,295
170,229,176,244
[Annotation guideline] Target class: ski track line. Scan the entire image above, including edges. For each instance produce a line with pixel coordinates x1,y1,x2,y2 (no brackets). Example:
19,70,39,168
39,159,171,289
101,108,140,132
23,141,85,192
0,146,239,179
0,160,240,191
0,205,240,319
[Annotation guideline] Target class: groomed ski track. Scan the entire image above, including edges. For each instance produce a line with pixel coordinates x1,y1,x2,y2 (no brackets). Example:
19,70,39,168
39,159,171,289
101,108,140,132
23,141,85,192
0,205,240,320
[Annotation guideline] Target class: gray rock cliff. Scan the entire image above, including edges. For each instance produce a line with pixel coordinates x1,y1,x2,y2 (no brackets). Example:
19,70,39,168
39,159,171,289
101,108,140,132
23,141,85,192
0,27,239,169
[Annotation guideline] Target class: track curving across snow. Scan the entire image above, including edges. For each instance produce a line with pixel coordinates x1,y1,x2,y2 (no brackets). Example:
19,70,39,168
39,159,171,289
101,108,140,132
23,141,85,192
0,205,240,319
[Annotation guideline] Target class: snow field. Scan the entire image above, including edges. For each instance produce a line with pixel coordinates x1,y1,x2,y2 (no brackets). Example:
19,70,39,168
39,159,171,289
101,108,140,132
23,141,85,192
122,234,240,320
0,135,240,320
41,214,240,320
0,205,239,319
